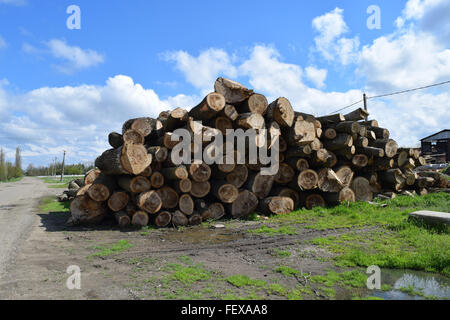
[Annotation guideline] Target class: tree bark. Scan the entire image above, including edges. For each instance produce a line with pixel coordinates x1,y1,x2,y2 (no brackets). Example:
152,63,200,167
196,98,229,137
323,187,356,205
147,146,169,163
238,93,268,114
274,163,295,184
351,176,373,201
69,195,107,225
201,202,225,221
157,186,179,210
236,113,265,130
246,172,275,199
179,194,194,215
214,77,253,104
226,164,248,188
108,132,123,148
258,197,294,215
84,169,101,185
229,190,259,218
95,144,152,175
123,129,144,145
122,117,158,138
161,166,189,180
118,175,151,193
220,104,239,121
344,108,369,121
172,210,189,227
188,93,226,121
87,174,117,202
370,139,398,158
304,194,326,210
114,211,131,228
164,108,189,131
266,97,295,127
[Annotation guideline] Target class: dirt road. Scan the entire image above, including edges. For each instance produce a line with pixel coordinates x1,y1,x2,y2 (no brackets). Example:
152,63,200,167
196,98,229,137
0,178,57,280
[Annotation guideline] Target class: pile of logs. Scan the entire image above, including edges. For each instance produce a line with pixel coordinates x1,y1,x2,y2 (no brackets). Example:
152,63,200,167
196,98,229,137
57,178,86,202
66,77,449,228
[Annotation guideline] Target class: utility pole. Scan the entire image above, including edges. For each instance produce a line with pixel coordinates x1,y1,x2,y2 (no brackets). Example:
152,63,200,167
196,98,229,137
363,93,368,121
60,151,66,182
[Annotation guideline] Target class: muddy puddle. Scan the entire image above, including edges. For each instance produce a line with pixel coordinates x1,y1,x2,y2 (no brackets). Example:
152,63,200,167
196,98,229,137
161,227,245,244
371,269,449,300
0,205,16,211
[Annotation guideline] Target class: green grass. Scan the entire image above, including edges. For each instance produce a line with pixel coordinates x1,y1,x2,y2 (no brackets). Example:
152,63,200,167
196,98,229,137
39,196,70,212
0,177,23,183
225,275,266,288
275,266,300,277
267,193,450,231
271,249,292,258
90,240,133,257
41,176,83,184
310,270,367,289
165,263,211,286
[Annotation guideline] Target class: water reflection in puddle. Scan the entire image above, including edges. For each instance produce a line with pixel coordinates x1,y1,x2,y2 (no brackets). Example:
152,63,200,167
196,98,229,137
372,269,450,300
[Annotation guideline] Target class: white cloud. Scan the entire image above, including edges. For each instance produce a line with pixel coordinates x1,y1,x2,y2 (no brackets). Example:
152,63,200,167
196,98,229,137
45,39,104,73
305,66,327,88
402,0,450,43
354,0,450,93
312,7,359,65
0,75,184,167
163,48,237,93
357,31,450,92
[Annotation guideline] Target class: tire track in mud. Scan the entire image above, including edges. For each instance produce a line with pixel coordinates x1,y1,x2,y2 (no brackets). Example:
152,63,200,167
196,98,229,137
113,225,379,262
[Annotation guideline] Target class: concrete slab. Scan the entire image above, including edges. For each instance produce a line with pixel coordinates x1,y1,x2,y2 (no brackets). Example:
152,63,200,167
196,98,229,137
409,210,450,227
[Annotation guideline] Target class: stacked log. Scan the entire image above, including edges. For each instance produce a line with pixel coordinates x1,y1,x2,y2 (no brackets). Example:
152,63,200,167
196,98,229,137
66,77,448,228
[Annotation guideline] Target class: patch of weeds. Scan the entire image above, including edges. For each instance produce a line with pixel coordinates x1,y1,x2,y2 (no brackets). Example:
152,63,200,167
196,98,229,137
381,284,392,291
275,266,299,277
265,283,288,296
90,240,133,257
311,270,367,289
249,225,297,236
140,225,156,236
165,263,211,286
39,196,70,213
286,289,303,300
321,287,336,299
226,275,266,288
245,212,260,221
271,249,291,258
178,255,194,265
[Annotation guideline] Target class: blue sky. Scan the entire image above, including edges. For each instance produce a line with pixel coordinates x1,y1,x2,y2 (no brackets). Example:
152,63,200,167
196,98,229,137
0,0,449,167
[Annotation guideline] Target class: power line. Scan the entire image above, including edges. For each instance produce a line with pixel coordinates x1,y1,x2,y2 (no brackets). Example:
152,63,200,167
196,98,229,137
328,79,450,115
329,99,363,114
366,80,450,100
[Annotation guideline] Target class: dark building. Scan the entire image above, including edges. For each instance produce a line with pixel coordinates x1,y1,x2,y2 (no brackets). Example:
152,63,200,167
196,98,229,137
420,129,450,163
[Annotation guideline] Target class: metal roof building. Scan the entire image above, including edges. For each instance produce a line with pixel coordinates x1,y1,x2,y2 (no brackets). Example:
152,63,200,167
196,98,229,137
420,129,450,163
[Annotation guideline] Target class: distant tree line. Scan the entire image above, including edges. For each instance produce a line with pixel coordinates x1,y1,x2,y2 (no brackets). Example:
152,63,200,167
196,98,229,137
25,162,95,176
0,147,23,182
